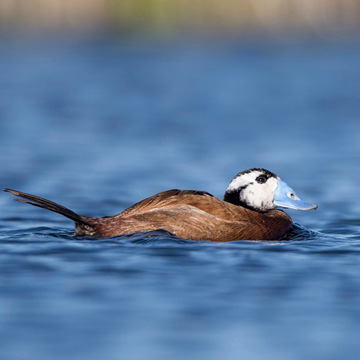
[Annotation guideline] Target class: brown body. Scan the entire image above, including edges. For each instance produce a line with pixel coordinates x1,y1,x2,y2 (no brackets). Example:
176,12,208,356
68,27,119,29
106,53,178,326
5,188,292,241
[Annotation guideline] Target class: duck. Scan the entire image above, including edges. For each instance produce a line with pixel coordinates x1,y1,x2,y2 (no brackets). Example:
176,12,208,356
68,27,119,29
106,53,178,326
3,168,317,241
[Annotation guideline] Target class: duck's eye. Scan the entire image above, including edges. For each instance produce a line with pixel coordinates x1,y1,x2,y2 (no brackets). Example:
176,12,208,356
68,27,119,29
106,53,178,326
256,175,267,184
290,193,296,199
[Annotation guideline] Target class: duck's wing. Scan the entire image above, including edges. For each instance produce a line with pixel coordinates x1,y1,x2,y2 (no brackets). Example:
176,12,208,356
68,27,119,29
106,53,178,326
122,203,253,241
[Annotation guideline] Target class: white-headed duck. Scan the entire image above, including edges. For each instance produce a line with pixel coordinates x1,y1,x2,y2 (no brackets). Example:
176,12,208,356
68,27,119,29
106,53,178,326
4,168,317,241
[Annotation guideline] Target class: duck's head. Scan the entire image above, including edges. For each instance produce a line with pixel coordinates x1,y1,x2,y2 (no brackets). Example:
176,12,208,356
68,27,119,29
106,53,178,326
224,168,317,212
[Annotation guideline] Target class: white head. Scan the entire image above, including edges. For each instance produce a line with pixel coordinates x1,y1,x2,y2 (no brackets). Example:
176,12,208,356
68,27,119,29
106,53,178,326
223,168,317,212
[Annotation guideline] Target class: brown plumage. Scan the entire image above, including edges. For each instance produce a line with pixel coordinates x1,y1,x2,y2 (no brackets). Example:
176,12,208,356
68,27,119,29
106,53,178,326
3,188,292,241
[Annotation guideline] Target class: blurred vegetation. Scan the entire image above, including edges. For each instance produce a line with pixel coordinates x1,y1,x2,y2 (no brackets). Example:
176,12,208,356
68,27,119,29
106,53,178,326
0,0,359,33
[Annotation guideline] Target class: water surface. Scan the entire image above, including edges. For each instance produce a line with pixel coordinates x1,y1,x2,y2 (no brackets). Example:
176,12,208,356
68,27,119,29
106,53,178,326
0,36,360,360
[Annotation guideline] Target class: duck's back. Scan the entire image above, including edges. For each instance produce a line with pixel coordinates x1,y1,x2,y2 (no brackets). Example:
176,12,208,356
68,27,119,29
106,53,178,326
91,189,292,241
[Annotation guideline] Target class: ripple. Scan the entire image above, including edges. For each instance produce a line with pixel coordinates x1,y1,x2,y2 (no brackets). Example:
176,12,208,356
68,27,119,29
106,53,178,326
1,38,360,360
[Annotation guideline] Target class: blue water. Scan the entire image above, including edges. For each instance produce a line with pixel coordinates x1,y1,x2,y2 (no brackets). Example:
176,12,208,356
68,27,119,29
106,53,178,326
1,36,360,360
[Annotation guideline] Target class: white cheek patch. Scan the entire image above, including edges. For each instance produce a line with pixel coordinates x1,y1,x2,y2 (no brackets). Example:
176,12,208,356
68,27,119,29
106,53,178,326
241,177,278,211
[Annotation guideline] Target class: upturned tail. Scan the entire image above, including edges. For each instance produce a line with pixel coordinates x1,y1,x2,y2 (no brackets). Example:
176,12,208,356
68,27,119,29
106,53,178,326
3,188,91,226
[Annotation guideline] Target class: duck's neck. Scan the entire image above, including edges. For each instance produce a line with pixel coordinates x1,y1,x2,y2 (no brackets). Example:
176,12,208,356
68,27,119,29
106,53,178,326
223,191,261,212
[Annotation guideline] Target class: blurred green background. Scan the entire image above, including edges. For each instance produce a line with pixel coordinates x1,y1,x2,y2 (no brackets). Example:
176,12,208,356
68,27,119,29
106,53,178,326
0,0,359,34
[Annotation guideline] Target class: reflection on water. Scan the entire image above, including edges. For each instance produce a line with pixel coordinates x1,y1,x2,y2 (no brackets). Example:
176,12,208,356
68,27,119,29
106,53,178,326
0,37,360,360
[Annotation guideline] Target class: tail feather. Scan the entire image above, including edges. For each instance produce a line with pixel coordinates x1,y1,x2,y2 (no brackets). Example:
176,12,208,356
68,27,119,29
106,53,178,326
4,188,90,226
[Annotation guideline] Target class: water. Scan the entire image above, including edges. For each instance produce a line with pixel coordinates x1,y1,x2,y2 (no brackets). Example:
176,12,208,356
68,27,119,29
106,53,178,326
0,35,360,360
